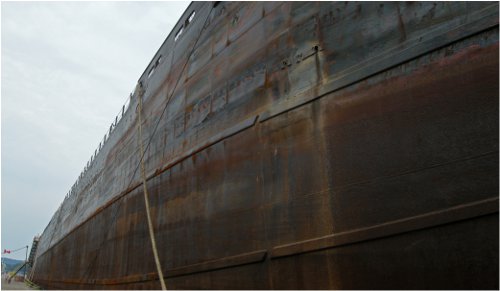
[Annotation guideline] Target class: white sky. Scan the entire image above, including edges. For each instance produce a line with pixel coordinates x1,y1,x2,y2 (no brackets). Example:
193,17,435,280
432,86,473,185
1,1,190,260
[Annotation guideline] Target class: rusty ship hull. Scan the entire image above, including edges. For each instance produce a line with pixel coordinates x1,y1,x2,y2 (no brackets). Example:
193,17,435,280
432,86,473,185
31,2,499,289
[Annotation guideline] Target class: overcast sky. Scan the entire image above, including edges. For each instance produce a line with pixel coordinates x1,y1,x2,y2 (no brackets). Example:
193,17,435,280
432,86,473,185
1,1,190,260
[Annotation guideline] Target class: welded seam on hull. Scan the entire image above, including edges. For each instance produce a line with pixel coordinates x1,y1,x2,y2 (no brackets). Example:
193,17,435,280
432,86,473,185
34,250,267,286
270,197,499,259
333,151,499,193
34,197,498,285
34,114,259,260
259,3,499,122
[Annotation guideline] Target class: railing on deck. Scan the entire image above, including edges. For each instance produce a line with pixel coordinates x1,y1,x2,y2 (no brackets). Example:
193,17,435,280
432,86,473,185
61,91,135,204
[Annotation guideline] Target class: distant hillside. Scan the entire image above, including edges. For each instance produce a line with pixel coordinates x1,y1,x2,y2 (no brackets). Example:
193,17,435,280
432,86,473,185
1,257,25,275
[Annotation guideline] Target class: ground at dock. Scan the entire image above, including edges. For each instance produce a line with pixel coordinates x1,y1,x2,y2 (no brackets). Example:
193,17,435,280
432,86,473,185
1,278,32,290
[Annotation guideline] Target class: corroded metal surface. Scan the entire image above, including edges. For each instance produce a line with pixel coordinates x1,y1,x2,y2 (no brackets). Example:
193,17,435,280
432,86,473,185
32,2,498,289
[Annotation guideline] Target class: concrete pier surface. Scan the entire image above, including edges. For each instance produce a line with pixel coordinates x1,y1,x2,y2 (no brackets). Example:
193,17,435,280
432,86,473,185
1,278,32,290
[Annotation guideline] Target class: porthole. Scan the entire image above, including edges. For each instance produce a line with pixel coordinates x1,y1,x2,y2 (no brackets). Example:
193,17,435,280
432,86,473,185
175,26,184,41
186,10,196,26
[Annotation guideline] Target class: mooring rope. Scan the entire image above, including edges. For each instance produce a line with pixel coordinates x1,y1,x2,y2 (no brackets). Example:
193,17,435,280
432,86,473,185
136,82,167,290
81,3,215,287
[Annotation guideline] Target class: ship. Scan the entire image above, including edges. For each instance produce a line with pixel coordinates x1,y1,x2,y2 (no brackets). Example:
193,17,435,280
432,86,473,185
30,2,499,289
